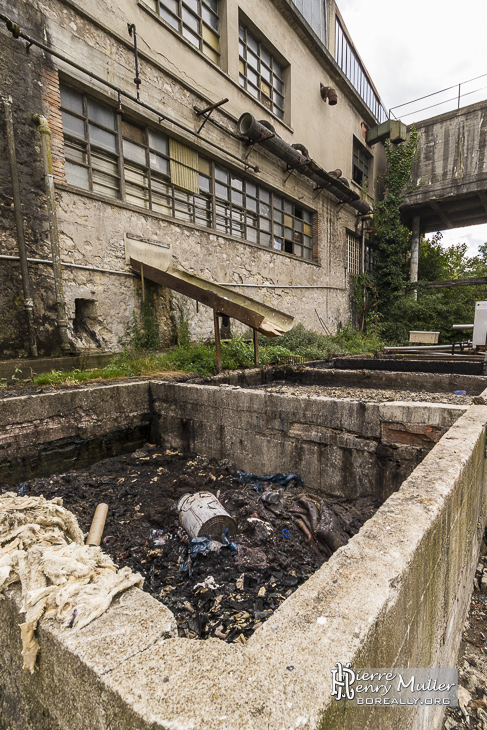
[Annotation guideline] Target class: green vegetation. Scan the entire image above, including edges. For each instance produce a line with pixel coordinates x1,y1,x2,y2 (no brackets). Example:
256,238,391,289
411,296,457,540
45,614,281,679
29,325,383,386
381,236,487,344
356,127,487,345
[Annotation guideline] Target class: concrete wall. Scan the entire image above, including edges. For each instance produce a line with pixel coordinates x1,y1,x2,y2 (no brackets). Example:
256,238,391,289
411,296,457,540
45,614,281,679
153,380,466,499
0,378,466,499
401,99,487,231
0,0,386,357
0,385,486,730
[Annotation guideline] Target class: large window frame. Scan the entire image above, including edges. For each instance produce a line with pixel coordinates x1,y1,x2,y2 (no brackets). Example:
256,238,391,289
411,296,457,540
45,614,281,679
335,19,387,123
238,24,285,120
60,84,315,262
352,137,372,188
157,0,220,64
289,0,327,45
346,231,361,275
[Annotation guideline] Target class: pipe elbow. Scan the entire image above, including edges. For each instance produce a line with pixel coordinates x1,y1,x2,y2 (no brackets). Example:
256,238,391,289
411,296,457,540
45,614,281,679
32,114,51,135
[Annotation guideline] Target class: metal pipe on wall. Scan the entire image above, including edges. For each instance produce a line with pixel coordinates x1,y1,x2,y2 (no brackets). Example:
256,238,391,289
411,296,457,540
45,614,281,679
238,113,373,215
32,114,72,353
2,96,38,357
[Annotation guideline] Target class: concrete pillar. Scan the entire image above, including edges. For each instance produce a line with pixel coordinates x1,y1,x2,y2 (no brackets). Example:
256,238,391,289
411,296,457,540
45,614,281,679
410,215,420,300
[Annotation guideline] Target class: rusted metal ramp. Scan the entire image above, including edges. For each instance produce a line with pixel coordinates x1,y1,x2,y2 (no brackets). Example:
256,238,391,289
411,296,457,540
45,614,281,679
125,235,294,370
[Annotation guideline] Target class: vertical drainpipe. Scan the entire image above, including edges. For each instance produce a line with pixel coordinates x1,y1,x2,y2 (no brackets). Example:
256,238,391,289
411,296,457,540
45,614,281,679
32,113,72,353
2,96,38,357
410,215,421,302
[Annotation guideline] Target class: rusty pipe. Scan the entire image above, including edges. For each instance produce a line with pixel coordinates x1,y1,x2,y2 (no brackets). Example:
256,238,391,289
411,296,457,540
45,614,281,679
2,96,38,357
238,113,372,215
32,114,72,354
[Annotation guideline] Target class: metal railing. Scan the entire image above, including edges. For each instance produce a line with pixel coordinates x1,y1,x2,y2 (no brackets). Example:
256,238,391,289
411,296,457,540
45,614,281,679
389,73,487,121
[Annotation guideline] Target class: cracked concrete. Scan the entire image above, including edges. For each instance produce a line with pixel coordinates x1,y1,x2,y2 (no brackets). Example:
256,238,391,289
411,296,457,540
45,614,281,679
0,374,486,729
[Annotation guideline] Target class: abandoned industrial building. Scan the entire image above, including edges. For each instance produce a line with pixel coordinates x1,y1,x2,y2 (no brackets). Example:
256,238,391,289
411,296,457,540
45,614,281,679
0,0,390,358
2,1,487,730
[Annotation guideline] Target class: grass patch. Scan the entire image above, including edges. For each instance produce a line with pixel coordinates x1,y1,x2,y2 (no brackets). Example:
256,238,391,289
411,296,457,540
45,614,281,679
31,325,383,386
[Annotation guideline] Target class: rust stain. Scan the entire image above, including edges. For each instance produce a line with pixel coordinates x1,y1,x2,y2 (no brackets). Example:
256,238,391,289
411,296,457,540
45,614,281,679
381,422,448,448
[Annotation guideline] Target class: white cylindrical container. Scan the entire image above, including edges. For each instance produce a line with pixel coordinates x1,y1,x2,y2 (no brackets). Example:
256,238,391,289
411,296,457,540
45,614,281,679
178,491,237,540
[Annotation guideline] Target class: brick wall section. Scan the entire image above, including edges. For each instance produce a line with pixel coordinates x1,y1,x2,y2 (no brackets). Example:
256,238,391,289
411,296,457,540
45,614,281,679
41,66,66,184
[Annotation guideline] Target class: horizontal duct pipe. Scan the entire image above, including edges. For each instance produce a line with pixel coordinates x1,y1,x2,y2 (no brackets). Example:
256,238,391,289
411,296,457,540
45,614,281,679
0,254,135,276
238,114,372,215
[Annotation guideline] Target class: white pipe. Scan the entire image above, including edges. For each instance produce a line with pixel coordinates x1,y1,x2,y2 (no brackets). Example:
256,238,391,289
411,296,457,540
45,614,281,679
0,254,135,277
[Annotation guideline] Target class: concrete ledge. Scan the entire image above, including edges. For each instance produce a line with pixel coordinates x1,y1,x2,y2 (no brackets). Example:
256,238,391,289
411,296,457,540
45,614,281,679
0,399,486,729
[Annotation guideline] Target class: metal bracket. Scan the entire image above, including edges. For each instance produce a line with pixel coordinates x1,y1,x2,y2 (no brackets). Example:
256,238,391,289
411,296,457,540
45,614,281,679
283,159,310,185
127,24,142,100
194,98,229,134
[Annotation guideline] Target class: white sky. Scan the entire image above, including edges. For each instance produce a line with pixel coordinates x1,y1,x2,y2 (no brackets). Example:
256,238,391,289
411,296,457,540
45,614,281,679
337,0,487,257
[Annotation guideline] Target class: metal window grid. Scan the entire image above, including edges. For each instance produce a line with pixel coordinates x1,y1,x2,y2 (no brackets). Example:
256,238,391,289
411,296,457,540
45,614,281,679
238,25,285,120
346,231,361,274
158,0,220,64
60,85,315,261
335,19,387,123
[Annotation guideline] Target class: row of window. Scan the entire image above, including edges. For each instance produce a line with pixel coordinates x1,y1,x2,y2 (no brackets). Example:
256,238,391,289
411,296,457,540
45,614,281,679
335,19,387,123
147,0,384,126
60,84,314,260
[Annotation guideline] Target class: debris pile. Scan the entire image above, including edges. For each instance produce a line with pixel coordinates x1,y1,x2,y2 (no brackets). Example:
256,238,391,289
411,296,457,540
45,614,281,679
11,447,382,644
0,492,142,671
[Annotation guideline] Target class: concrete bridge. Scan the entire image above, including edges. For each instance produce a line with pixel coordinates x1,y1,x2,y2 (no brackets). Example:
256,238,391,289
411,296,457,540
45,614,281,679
401,99,487,233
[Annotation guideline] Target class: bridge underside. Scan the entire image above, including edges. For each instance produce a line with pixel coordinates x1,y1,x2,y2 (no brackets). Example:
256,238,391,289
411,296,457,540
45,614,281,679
400,100,487,235
402,187,487,233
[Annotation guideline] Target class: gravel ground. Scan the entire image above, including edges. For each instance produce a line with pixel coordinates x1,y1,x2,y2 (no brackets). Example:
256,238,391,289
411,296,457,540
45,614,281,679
251,382,474,405
442,536,487,729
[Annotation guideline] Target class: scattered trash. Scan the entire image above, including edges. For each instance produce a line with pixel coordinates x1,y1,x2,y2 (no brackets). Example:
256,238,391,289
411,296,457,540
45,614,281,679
282,529,291,540
287,666,294,671
0,492,143,672
86,503,108,546
234,472,303,492
68,609,78,629
455,390,467,395
178,491,237,540
150,529,169,546
193,576,221,591
18,484,27,496
17,449,382,645
222,527,238,552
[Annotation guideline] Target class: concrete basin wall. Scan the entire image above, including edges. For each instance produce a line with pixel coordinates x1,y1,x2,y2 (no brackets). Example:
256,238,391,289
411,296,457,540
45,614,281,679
0,392,486,729
153,380,466,499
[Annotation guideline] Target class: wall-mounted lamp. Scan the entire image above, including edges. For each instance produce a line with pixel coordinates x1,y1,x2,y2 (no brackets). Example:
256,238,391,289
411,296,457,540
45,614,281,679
320,84,338,105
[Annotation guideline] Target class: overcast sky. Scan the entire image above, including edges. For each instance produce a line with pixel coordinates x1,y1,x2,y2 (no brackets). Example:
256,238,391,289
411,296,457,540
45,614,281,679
337,0,487,256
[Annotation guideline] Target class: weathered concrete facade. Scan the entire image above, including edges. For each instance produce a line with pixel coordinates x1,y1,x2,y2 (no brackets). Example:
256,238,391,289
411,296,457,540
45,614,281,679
0,0,386,357
402,100,487,232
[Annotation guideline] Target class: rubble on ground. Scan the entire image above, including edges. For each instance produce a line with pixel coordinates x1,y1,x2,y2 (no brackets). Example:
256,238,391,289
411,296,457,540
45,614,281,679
443,536,487,730
251,381,473,404
7,447,382,643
